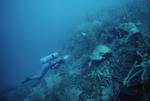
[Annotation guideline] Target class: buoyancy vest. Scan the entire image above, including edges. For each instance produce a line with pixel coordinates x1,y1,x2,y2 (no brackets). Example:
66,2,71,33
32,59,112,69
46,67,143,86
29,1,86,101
49,56,64,68
40,52,59,64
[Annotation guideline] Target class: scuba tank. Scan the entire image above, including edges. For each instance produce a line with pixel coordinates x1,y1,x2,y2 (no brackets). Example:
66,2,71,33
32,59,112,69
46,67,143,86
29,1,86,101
40,52,59,64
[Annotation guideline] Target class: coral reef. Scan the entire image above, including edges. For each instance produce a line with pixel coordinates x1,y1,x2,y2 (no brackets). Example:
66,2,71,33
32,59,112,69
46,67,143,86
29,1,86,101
1,0,150,101
89,45,112,62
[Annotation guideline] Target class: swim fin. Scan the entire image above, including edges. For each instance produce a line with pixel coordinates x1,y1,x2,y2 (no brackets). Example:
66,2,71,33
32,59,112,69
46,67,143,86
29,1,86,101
21,77,31,84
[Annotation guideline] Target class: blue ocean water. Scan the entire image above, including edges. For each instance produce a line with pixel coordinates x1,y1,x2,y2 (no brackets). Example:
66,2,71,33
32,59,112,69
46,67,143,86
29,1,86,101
0,0,150,101
0,0,119,90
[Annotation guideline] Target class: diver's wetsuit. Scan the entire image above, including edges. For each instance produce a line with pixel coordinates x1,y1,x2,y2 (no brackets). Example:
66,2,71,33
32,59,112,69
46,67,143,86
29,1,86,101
22,56,64,86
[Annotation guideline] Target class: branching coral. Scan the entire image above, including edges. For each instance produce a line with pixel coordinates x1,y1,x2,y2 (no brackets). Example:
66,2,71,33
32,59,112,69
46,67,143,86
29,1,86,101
101,76,120,101
123,51,150,87
29,84,45,100
59,63,81,78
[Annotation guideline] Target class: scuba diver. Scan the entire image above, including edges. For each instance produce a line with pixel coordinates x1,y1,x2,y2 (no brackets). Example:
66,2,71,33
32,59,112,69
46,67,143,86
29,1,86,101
21,52,69,87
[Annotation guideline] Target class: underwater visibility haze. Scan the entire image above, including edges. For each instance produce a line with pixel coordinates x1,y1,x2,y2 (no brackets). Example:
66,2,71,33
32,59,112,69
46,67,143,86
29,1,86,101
0,0,150,101
0,0,104,89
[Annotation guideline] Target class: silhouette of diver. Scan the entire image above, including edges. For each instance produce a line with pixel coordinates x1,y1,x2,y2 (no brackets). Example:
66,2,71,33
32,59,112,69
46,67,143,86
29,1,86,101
21,52,69,87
